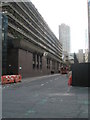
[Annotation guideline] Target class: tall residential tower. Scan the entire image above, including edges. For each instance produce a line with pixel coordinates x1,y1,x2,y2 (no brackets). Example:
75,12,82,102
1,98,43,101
59,24,70,61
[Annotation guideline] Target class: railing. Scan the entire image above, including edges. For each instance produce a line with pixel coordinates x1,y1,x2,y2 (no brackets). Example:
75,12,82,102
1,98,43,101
8,4,61,55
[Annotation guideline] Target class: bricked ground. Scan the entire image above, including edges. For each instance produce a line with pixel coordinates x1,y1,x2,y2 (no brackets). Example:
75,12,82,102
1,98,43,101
2,74,88,118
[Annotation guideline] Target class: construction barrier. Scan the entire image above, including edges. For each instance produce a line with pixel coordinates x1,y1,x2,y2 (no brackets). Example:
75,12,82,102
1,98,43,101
14,75,22,83
8,75,15,83
68,75,72,86
1,75,10,85
1,75,22,85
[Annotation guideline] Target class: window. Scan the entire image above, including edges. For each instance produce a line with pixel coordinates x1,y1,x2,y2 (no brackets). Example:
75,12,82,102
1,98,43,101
47,58,50,69
40,56,42,69
57,62,59,70
33,53,35,69
47,58,48,69
52,60,55,70
37,54,39,69
33,53,42,69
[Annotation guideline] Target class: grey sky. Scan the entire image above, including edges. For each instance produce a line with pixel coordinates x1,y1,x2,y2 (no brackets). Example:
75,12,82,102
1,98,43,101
30,0,88,53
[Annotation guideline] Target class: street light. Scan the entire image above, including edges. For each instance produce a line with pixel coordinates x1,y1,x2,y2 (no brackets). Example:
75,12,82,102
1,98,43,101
43,52,48,56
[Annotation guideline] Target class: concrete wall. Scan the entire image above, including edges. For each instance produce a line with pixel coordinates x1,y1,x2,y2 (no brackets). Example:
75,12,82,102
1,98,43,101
18,49,33,77
6,48,59,77
7,48,18,75
18,49,59,78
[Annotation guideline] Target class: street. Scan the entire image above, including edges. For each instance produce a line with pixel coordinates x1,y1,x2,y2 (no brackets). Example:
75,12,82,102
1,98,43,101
2,74,88,118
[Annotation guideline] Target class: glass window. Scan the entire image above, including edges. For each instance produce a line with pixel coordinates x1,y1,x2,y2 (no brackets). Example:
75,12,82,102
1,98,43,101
33,53,35,69
40,55,42,69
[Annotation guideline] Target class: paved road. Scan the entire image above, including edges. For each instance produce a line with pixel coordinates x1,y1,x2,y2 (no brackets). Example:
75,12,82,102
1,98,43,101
2,74,88,118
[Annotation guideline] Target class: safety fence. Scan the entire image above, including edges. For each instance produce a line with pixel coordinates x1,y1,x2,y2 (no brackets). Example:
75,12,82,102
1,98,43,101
1,75,22,85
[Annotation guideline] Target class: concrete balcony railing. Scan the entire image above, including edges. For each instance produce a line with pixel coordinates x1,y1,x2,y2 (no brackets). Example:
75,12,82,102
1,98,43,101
15,2,62,51
8,22,61,60
8,16,61,57
16,2,62,52
8,4,61,54
8,22,40,47
2,3,62,61
7,13,47,47
2,2,62,52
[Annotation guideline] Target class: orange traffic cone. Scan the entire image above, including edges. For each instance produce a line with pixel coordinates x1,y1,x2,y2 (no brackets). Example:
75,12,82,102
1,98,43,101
68,75,72,86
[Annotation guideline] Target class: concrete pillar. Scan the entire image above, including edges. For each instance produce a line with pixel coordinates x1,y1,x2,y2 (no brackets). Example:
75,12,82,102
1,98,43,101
0,13,2,77
0,12,2,120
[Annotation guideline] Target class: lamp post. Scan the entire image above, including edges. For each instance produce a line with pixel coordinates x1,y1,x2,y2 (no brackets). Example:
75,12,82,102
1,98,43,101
2,13,8,75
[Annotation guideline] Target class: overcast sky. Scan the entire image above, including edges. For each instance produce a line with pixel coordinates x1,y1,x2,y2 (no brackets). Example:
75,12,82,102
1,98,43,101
30,0,88,53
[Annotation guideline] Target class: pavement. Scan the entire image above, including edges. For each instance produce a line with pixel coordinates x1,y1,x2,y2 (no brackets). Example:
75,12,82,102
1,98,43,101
2,74,88,118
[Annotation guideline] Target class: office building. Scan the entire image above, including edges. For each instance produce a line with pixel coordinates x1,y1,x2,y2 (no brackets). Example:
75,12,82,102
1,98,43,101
1,1,62,77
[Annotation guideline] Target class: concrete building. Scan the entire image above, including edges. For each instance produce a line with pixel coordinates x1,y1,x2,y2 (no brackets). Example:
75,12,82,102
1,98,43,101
59,24,70,53
1,1,62,77
88,1,90,62
69,53,74,64
84,28,88,62
76,49,84,63
85,49,88,62
59,24,70,62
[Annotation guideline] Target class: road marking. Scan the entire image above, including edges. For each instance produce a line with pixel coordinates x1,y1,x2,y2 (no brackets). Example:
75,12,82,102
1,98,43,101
50,80,53,82
49,93,75,96
27,110,36,113
25,109,36,116
55,78,59,80
34,94,39,97
78,100,89,105
67,86,72,93
39,99,47,104
41,84,44,86
60,99,63,102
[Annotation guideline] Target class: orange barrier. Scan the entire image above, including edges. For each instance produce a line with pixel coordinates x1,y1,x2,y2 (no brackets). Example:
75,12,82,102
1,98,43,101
14,75,22,83
1,75,10,84
68,75,72,86
18,74,22,81
8,75,15,83
1,75,22,85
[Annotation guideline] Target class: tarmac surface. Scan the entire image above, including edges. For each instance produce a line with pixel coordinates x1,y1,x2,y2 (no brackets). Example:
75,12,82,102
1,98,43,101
2,74,88,118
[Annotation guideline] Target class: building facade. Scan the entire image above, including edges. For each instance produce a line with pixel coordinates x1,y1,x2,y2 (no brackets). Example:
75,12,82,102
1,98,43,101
1,1,62,77
76,49,84,63
59,24,70,53
68,53,74,64
85,49,88,62
59,24,70,62
88,1,90,62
